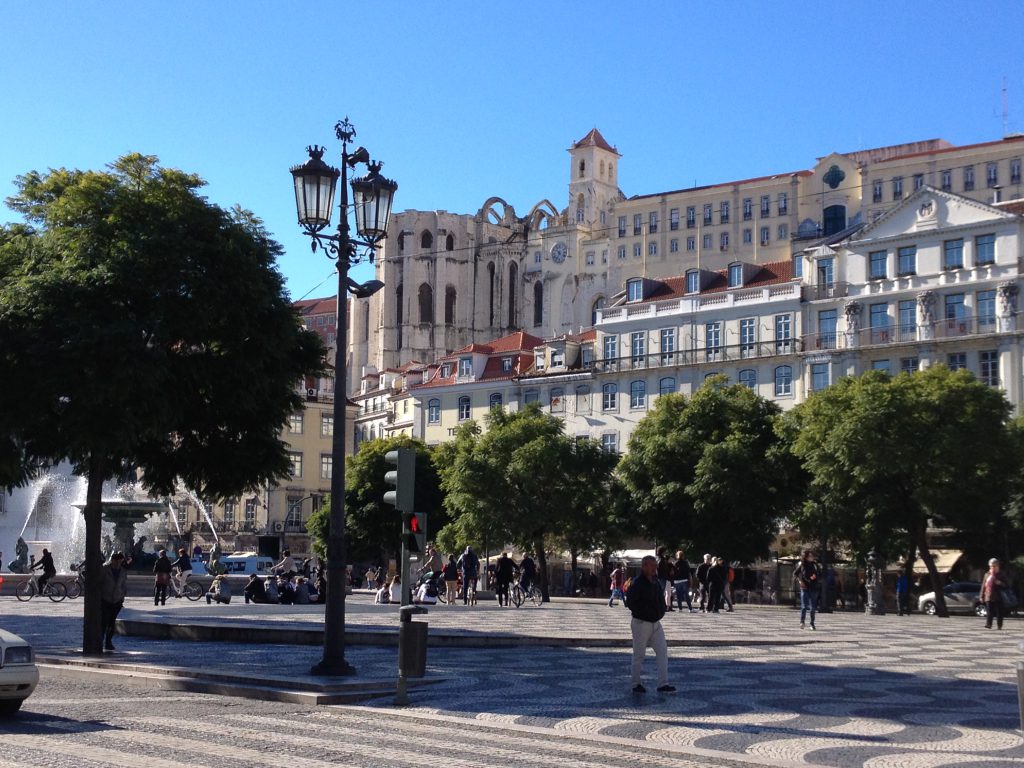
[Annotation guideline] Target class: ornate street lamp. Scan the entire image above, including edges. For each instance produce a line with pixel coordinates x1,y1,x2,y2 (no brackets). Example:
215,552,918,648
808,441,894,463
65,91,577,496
290,117,396,676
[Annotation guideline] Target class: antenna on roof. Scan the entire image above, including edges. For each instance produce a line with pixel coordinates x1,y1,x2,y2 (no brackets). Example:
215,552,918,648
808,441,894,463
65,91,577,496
1002,76,1010,137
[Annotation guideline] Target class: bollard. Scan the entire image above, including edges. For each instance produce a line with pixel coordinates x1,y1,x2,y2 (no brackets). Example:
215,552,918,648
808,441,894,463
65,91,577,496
395,604,428,706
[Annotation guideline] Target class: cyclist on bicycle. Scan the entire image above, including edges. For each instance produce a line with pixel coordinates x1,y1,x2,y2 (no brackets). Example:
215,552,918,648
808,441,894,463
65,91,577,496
31,548,57,594
171,547,192,598
518,552,536,592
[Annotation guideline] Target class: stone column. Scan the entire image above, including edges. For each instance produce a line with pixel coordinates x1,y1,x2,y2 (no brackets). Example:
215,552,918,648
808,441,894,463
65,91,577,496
999,337,1022,412
917,291,936,342
844,300,862,349
998,282,1019,333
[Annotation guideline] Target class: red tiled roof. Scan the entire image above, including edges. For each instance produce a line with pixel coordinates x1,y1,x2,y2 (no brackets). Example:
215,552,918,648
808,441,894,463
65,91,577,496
629,170,813,202
572,128,619,155
294,296,337,316
636,259,796,304
995,199,1024,216
412,332,543,390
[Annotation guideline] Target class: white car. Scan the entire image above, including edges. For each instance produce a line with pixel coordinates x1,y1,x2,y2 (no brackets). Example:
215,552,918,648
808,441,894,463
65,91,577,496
0,628,39,714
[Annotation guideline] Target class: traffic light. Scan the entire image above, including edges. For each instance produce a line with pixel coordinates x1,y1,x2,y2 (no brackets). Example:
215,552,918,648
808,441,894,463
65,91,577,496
402,512,427,554
383,448,416,512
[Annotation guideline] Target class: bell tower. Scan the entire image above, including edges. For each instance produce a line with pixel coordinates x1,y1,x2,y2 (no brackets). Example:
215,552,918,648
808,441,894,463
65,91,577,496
568,128,621,227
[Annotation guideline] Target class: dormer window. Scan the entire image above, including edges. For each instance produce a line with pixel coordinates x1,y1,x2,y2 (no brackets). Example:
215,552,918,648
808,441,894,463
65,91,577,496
535,351,546,370
627,278,643,302
728,263,743,288
501,356,513,373
551,350,565,368
685,270,699,294
458,357,472,378
440,364,452,379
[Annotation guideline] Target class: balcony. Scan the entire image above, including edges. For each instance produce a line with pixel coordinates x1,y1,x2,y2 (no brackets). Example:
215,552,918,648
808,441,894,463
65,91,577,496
801,314,1000,352
801,282,849,302
594,339,801,373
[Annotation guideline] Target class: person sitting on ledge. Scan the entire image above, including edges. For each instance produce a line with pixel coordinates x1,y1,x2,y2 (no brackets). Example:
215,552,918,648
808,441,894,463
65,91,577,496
206,574,232,605
292,576,312,605
243,573,268,604
276,575,295,605
264,576,280,604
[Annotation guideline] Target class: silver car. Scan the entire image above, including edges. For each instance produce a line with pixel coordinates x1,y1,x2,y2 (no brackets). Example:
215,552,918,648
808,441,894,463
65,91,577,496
0,628,39,715
918,581,1017,617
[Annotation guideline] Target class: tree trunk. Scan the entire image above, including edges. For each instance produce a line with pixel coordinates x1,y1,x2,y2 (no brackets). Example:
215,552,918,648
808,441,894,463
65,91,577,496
535,542,550,603
916,525,948,618
570,547,578,599
83,457,106,655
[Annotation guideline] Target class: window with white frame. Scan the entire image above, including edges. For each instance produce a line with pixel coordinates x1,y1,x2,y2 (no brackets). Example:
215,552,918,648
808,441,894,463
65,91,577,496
739,318,755,356
686,237,696,251
760,226,770,245
534,251,542,264
658,376,676,396
457,396,471,420
585,251,595,265
244,498,257,526
941,169,952,191
685,270,699,293
975,233,995,265
631,331,646,367
775,313,792,353
534,351,545,371
502,356,513,372
321,413,333,437
686,206,696,228
892,177,903,200
550,349,564,368
633,213,642,235
603,334,618,362
778,192,788,215
720,201,729,224
288,412,303,434
774,365,792,397
320,453,332,480
458,357,472,377
489,392,503,410
869,249,887,279
900,357,919,375
705,322,721,361
977,289,997,328
720,232,729,249
739,369,756,389
627,278,643,302
743,197,752,220
947,352,967,371
649,211,658,233
288,451,303,478
602,383,617,411
703,203,712,225
777,223,788,240
428,399,440,424
987,162,999,188
702,234,712,250
872,179,883,203
810,362,829,392
618,216,626,237
914,173,924,191
648,241,657,257
633,243,642,258
670,238,679,253
670,208,679,230
617,245,626,260
660,328,676,365
943,239,963,270
223,499,237,525
728,263,742,287
743,228,752,244
601,432,619,454
629,380,647,409
1012,159,1021,184
760,195,770,217
897,245,916,275
964,166,975,191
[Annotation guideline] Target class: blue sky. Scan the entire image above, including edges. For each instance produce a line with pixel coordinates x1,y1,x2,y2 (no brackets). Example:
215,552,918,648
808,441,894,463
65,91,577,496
2,1,1022,296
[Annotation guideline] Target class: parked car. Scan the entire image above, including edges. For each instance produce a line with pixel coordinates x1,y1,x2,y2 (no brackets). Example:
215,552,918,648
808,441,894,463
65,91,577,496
0,628,39,714
917,581,1018,616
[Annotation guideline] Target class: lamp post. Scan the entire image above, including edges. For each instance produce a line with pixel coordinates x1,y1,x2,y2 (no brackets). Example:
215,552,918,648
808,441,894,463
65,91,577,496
290,118,396,676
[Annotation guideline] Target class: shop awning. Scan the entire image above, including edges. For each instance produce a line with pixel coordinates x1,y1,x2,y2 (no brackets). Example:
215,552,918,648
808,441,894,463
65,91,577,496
912,549,963,574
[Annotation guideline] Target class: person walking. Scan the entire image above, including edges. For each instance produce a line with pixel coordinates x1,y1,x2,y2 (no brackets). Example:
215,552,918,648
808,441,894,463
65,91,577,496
656,548,674,612
494,552,515,607
673,551,695,612
609,562,626,607
707,556,727,613
982,558,1011,630
794,550,821,630
101,553,129,651
626,555,675,694
696,554,712,612
441,554,459,606
152,549,173,606
895,571,911,616
457,546,479,605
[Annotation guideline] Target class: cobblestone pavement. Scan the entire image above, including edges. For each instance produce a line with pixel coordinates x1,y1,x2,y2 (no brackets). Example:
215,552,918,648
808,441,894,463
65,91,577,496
1,594,1022,767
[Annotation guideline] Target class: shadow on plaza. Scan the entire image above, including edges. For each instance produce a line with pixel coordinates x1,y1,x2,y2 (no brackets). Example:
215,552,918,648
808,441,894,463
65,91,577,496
0,711,122,737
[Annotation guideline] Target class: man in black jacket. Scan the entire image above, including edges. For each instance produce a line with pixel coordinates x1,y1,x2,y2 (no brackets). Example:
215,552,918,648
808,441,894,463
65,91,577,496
625,555,675,693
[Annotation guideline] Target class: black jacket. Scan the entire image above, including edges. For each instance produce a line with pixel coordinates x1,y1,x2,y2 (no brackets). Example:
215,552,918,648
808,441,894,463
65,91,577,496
794,560,821,590
695,562,711,586
626,574,667,624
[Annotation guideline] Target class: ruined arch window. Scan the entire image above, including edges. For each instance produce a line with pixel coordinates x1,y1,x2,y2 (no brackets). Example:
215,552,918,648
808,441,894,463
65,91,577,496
418,283,433,323
487,262,496,326
420,230,433,250
508,262,518,328
363,301,370,342
591,296,605,326
533,281,544,328
600,159,605,178
579,159,585,178
445,233,455,251
576,193,585,222
395,283,404,350
445,285,457,325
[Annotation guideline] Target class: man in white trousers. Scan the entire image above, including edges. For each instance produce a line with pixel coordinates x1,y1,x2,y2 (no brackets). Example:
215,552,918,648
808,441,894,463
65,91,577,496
625,555,675,693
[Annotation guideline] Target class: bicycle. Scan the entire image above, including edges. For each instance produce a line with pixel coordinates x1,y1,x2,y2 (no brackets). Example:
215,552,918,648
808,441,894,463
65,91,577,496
172,572,205,601
65,563,85,599
510,580,542,608
16,575,67,602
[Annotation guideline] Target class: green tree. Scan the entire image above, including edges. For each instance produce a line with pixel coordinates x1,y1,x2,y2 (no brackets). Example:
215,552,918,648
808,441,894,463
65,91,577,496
307,435,445,563
786,366,1017,617
618,376,795,564
0,155,324,653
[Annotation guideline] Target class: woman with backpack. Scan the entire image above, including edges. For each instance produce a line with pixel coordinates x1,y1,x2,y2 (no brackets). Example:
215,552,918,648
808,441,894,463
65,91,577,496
982,558,1011,630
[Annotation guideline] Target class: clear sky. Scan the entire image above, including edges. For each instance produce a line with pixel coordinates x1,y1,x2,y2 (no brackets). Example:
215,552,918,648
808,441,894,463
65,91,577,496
2,1,1022,296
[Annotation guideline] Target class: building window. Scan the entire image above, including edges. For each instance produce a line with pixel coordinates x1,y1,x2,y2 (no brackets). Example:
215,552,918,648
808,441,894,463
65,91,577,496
760,226,770,245
738,369,757,389
775,313,792,354
285,496,303,530
649,241,658,257
603,334,618,362
575,385,591,414
963,166,975,191
1012,159,1021,185
869,250,887,280
533,281,544,327
633,243,642,259
872,179,883,203
941,169,952,191
980,350,999,386
778,193,788,215
633,213,642,235
457,396,471,421
617,245,626,260
660,328,676,365
427,399,440,424
872,359,891,374
898,299,916,341
631,331,646,367
288,412,303,434
702,234,712,250
987,162,999,188
601,249,608,263
703,204,712,225
670,208,679,230
914,173,924,191
670,238,679,253
501,356,513,373
792,255,803,278
320,453,332,480
524,390,539,404
760,195,770,217
975,233,995,265
977,289,997,329
321,413,333,437
649,211,658,233
686,206,696,228
810,362,829,392
602,383,618,411
897,245,916,276
739,318,756,357
774,365,792,397
288,452,303,478
743,229,752,244
244,498,257,526
585,250,595,265
720,201,730,224
943,239,963,270
534,350,546,371
705,321,722,361
488,392,503,410
630,380,647,409
720,232,730,250
418,283,434,323
947,352,967,371
601,432,619,454
742,197,752,220
440,364,452,379
458,357,472,377
627,278,643,302
777,224,788,240
900,357,919,375
659,377,676,396
818,309,837,349
892,177,903,200
550,349,564,368
223,499,237,526
686,237,696,252
684,270,698,294
869,302,889,342
534,251,542,264
550,388,564,412
618,216,626,238
944,294,966,331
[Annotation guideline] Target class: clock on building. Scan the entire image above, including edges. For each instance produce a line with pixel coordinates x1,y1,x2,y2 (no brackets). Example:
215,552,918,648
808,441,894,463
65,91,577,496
551,242,567,264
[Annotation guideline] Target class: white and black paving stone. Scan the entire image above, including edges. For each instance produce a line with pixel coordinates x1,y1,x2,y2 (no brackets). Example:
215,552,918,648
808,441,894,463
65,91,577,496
0,592,1021,767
